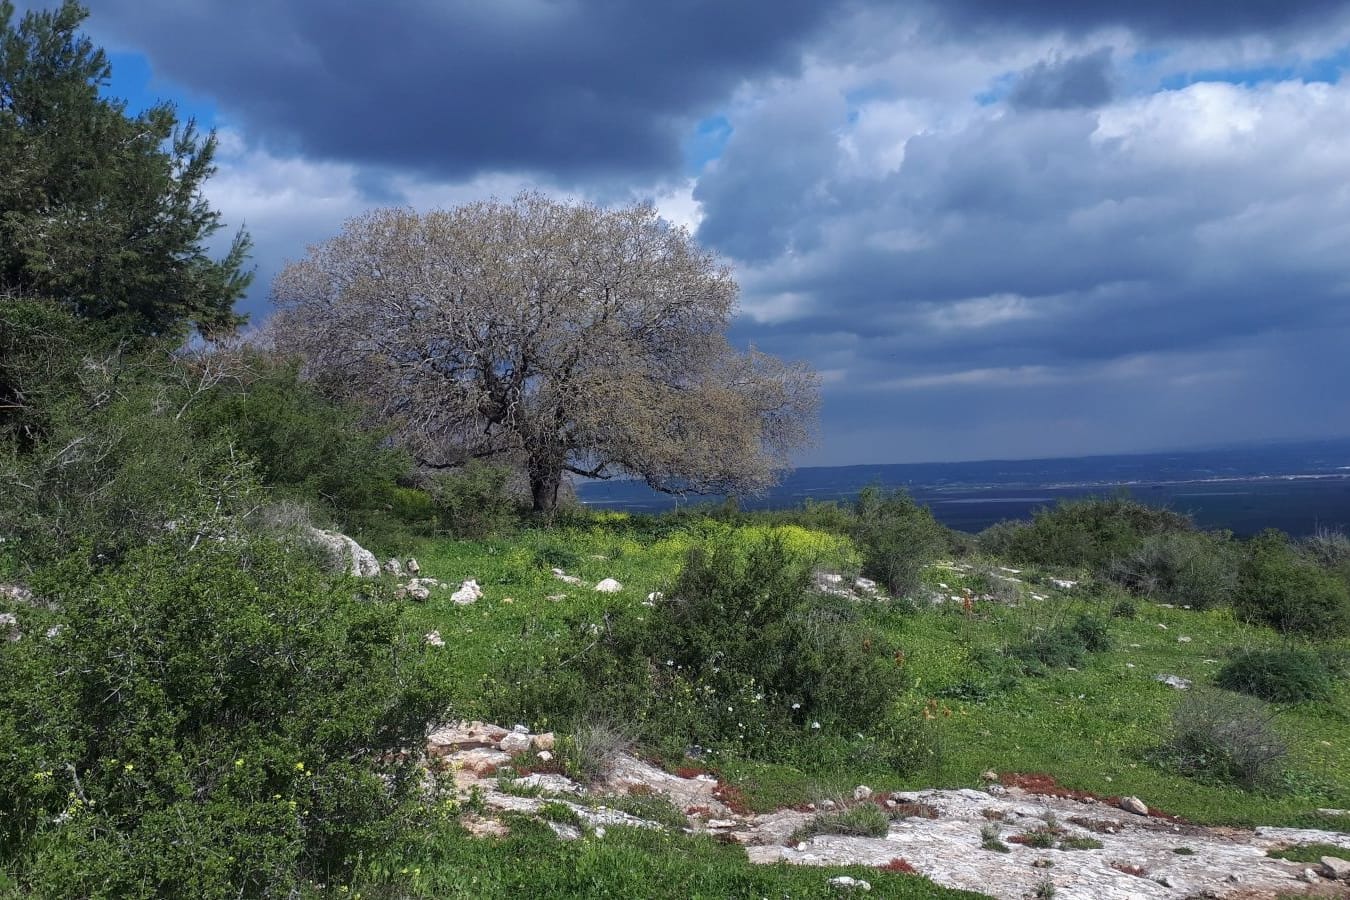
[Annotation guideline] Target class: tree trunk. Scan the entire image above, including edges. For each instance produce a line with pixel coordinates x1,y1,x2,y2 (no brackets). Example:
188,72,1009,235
529,461,562,515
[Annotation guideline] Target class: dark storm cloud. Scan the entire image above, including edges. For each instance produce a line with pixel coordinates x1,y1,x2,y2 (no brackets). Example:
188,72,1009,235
1009,49,1115,110
82,0,838,179
927,0,1350,38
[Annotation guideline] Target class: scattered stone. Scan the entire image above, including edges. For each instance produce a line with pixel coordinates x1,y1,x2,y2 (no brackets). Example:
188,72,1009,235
402,583,431,601
1321,856,1350,880
515,773,583,794
981,770,999,782
1301,868,1320,883
551,568,583,585
1154,674,1192,691
1177,636,1192,643
549,821,582,841
594,578,623,593
853,785,873,801
500,731,531,754
854,577,879,593
382,558,404,577
0,584,35,605
1317,808,1350,817
645,591,664,606
1119,796,1149,816
1157,623,1169,630
1050,578,1077,589
536,750,554,763
424,630,445,647
828,875,871,891
0,612,19,641
451,579,483,605
406,558,420,575
534,732,557,751
547,593,568,602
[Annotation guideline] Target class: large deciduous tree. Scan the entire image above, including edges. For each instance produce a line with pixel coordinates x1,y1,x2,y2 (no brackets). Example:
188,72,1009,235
271,194,818,513
0,1,251,337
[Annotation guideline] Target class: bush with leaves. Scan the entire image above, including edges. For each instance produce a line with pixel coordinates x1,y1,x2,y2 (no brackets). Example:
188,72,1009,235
852,487,949,598
1215,649,1336,704
1104,530,1239,610
979,494,1194,572
1011,614,1112,675
1162,690,1288,790
0,538,446,898
1235,530,1350,636
427,460,522,538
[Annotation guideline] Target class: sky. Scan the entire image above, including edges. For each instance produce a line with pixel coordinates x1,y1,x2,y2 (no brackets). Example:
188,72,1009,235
43,0,1350,465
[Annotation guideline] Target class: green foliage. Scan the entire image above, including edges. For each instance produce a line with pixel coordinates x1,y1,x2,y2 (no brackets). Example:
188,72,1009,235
1105,531,1239,610
1267,843,1350,863
795,803,891,840
852,487,949,598
1162,690,1289,790
0,2,250,337
428,460,522,538
1216,649,1336,704
185,353,414,532
1012,615,1112,674
0,538,447,897
980,494,1194,571
1235,530,1350,636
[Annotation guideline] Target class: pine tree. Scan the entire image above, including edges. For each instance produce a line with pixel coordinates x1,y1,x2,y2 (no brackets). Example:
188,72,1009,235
0,1,251,337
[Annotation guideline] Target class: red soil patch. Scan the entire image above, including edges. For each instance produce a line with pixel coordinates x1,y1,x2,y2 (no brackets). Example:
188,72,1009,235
998,772,1190,824
712,783,753,816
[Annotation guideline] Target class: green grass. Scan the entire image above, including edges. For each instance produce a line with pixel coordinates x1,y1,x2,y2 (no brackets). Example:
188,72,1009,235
348,817,979,898
1266,842,1350,863
400,518,1350,837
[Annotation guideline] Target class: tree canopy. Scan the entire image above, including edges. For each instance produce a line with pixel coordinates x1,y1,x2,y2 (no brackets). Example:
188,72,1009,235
0,0,251,337
271,193,818,512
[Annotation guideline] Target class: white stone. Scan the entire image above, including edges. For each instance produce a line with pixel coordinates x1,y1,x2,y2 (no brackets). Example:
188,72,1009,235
1154,674,1192,690
594,578,623,593
406,557,420,574
1050,578,1077,589
551,568,583,585
500,732,531,754
1177,636,1192,643
828,875,871,891
451,579,483,605
304,527,380,577
536,750,554,763
424,630,445,647
382,558,404,577
853,785,873,801
1119,796,1148,816
1321,856,1350,880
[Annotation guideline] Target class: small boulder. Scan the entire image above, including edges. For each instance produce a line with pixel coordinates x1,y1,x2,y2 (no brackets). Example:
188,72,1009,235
1154,674,1192,691
536,750,555,763
500,731,531,754
0,611,19,641
551,568,583,585
404,583,432,602
451,579,483,605
406,558,421,575
828,875,871,891
853,785,873,801
382,558,404,577
304,527,380,578
424,630,445,647
1321,856,1350,881
594,578,623,593
1119,796,1148,816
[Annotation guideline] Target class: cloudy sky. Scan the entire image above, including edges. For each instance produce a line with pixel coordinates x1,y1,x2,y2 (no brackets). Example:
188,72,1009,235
60,0,1350,465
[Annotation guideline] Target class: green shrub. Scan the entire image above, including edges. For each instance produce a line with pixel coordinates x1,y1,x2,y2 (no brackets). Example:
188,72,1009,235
1162,690,1288,790
1011,615,1111,674
852,487,948,598
0,538,446,897
1215,649,1336,703
1235,530,1350,636
1105,531,1238,610
795,803,891,840
427,460,522,538
980,494,1194,571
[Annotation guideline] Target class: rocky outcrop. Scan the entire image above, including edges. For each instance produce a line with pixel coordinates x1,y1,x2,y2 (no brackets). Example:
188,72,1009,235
303,527,380,577
423,719,1350,900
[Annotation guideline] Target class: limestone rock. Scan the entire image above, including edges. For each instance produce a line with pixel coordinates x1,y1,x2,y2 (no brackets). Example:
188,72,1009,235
1321,855,1350,880
514,773,583,794
424,630,445,647
1119,796,1148,816
500,731,531,754
853,785,873,801
594,578,623,593
551,568,583,585
0,611,19,641
305,527,380,577
402,583,431,601
1154,674,1192,690
536,750,554,763
406,557,421,575
451,579,483,605
382,558,404,577
828,875,871,891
